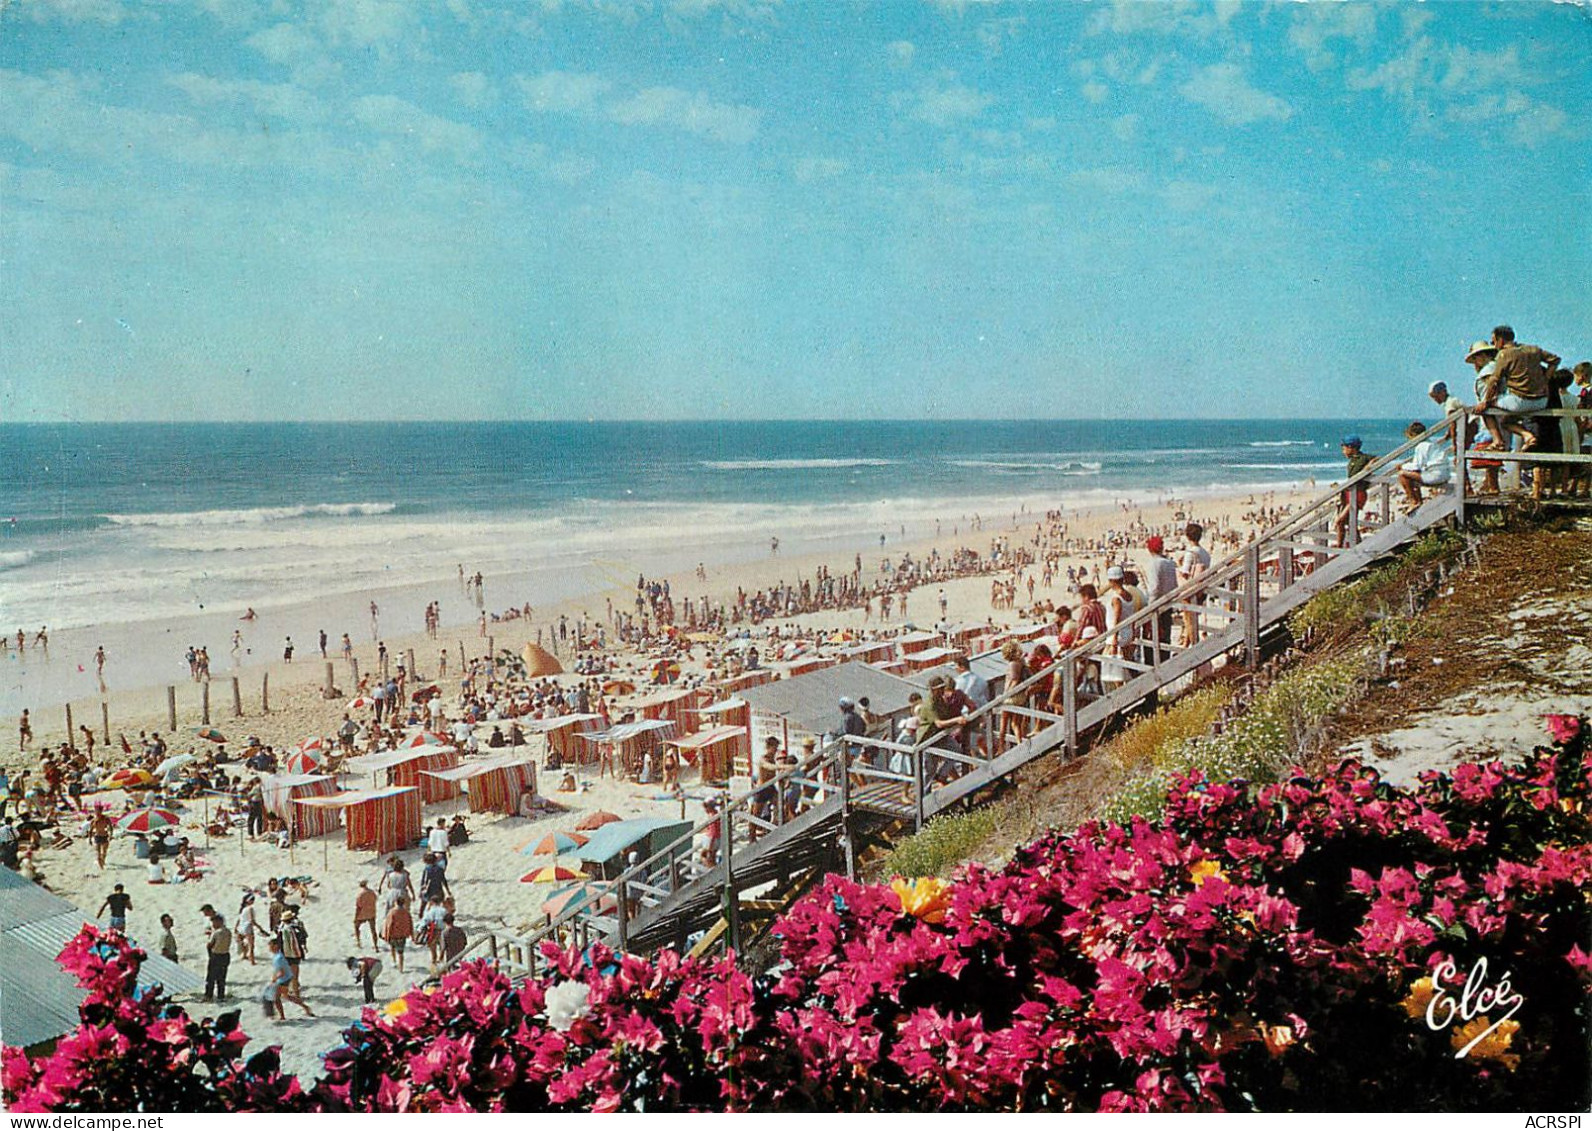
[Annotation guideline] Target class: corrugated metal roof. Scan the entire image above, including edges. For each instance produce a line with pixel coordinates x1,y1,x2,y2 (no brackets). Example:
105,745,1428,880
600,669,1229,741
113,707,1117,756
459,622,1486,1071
0,868,204,1049
737,661,924,734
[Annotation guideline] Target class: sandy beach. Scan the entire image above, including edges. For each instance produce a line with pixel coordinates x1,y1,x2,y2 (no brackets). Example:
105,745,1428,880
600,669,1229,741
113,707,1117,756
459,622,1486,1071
1,482,1312,1079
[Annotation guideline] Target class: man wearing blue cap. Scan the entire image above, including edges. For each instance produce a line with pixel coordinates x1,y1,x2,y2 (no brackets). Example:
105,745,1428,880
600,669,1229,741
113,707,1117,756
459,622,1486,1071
1334,435,1377,547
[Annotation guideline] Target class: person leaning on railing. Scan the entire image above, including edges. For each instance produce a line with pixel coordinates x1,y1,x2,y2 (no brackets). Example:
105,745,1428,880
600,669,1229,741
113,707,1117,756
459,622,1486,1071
1396,422,1452,511
1476,324,1559,452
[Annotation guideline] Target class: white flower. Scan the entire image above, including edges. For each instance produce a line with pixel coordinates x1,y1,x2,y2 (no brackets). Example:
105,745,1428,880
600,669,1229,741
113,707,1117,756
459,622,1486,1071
544,980,591,1032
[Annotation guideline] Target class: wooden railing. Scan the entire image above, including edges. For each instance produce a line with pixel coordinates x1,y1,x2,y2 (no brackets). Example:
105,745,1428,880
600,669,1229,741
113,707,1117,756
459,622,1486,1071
449,406,1591,975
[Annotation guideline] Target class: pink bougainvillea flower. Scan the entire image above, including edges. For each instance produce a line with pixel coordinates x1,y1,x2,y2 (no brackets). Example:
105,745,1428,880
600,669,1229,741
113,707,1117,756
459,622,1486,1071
1546,714,1583,745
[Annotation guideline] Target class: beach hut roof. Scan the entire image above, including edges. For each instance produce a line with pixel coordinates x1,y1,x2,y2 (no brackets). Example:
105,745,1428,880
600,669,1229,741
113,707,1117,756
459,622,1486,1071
343,748,457,775
737,660,924,733
667,725,747,750
295,785,418,808
581,719,677,743
421,755,537,783
573,817,695,867
518,713,604,733
0,868,203,1050
259,772,335,789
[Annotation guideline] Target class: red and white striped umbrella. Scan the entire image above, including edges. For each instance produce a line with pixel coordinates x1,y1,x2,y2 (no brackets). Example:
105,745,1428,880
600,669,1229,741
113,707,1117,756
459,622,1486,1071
348,696,375,710
114,807,181,835
284,750,323,775
297,736,327,753
400,732,448,748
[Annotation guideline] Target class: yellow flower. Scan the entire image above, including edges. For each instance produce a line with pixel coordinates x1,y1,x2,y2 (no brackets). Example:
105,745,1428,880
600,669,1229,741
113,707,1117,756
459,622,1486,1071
381,997,410,1019
1257,1022,1296,1058
1401,976,1436,1020
891,876,953,924
1451,1016,1520,1071
1189,860,1226,888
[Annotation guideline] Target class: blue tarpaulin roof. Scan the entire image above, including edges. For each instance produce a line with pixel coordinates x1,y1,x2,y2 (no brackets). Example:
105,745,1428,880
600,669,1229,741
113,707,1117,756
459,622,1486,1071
572,817,693,868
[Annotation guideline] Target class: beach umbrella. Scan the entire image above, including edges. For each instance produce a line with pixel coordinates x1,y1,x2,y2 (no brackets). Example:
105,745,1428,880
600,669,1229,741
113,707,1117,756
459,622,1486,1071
521,643,563,677
602,679,635,696
194,726,227,743
115,807,180,835
519,865,580,884
575,810,621,831
541,882,617,919
650,660,682,685
108,768,156,791
410,684,441,703
519,830,589,857
153,753,196,779
297,736,327,753
284,750,323,775
399,731,448,748
348,696,375,710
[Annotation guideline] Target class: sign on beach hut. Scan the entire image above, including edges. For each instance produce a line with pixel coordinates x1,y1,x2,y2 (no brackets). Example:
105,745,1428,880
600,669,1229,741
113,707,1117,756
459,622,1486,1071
666,725,748,783
295,785,422,855
258,772,340,838
421,756,537,816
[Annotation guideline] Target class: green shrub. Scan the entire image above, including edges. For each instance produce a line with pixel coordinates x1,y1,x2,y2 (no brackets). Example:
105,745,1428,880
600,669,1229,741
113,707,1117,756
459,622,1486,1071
874,807,999,879
1100,650,1369,825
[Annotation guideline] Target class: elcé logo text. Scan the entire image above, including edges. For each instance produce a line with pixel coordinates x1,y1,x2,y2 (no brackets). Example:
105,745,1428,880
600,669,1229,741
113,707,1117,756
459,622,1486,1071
1425,955,1525,1058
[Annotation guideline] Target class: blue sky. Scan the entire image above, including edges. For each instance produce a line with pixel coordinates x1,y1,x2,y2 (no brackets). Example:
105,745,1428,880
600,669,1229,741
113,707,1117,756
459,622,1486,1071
1,0,1588,422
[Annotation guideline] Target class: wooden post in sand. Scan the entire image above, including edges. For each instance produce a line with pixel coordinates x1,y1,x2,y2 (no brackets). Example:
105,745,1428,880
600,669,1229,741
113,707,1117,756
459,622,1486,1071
65,703,74,745
350,657,360,686
458,641,466,671
201,681,211,726
231,677,243,718
323,662,335,698
406,649,416,678
261,672,270,714
101,702,110,745
166,686,177,731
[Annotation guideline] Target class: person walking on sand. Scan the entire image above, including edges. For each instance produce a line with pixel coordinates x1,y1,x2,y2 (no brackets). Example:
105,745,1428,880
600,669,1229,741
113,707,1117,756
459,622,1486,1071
202,910,232,1002
158,913,179,964
347,955,382,1004
18,708,31,752
262,938,312,1021
98,883,132,932
90,809,113,869
94,645,106,690
354,879,379,946
235,893,265,965
382,895,414,975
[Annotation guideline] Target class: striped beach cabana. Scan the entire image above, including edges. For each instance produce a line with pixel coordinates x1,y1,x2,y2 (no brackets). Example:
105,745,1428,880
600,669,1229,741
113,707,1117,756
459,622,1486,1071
344,747,461,804
520,713,604,765
633,687,699,732
296,785,421,855
258,772,340,838
892,630,943,657
580,718,677,778
422,756,537,816
666,725,748,783
719,668,775,694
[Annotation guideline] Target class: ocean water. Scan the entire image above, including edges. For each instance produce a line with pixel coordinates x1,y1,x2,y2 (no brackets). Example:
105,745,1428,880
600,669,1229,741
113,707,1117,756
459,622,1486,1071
1,420,1404,635
0,419,1408,712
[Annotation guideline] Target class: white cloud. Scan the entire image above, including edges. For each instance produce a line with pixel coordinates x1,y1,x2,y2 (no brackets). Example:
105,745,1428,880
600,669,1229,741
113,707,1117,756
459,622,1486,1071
1066,166,1144,194
14,0,127,24
975,15,1025,57
166,73,327,124
607,86,761,143
515,71,760,143
1179,63,1292,126
1085,0,1225,40
449,71,495,109
1080,80,1109,105
1286,2,1379,72
792,156,847,183
1111,113,1139,141
1161,180,1219,213
515,70,613,113
886,40,916,70
899,77,994,128
351,94,482,161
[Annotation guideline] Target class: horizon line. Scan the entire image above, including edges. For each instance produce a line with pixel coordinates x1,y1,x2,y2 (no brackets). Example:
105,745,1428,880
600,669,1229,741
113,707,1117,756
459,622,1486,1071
0,416,1418,427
